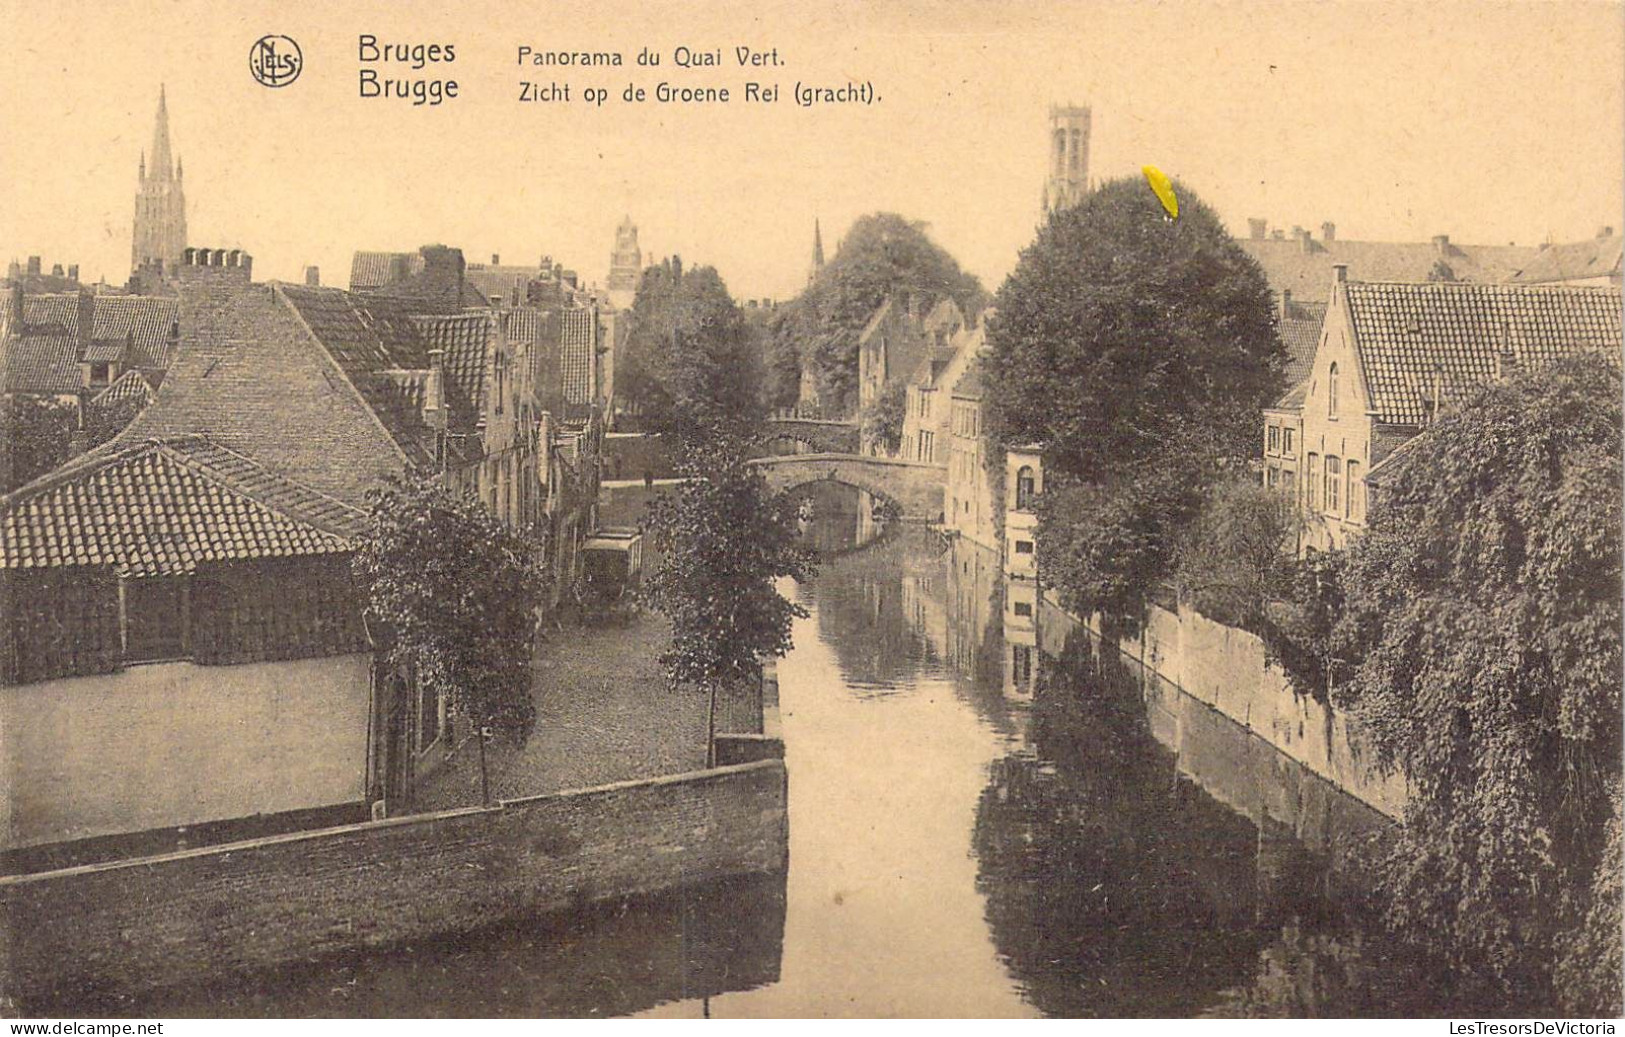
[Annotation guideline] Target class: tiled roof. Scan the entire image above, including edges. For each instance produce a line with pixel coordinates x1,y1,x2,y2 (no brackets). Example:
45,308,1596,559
415,313,492,432
1345,281,1623,425
560,307,596,405
1511,234,1623,285
1,436,368,575
465,265,543,306
2,335,81,395
349,251,423,290
88,368,156,411
1280,300,1326,386
19,294,177,371
278,285,440,465
1270,379,1310,411
1242,238,1540,304
81,337,130,364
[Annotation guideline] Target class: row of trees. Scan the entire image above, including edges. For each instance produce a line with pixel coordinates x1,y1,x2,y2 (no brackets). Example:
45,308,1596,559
981,174,1621,1014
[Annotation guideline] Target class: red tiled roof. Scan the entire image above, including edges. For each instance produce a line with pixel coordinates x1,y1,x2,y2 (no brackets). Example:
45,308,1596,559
18,294,178,372
560,307,596,406
415,313,491,432
951,356,984,400
349,251,423,290
81,337,130,365
88,368,156,412
1,436,368,575
1345,281,1623,425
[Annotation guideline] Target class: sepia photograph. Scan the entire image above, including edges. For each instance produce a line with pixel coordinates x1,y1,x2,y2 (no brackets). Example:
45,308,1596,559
1,0,1622,1023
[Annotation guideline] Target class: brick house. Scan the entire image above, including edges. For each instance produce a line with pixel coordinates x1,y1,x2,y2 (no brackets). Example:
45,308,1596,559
944,355,1000,551
0,436,372,854
1295,268,1622,552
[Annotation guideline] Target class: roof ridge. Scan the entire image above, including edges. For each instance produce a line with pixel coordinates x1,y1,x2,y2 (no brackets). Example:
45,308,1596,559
163,436,371,533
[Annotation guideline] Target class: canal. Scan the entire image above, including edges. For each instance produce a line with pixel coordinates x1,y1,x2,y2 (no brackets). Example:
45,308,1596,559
102,481,1475,1017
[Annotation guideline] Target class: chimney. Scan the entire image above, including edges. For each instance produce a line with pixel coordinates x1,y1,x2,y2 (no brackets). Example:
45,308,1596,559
1432,234,1451,256
492,254,501,265
1333,263,1349,284
76,286,95,353
26,256,40,276
1599,226,1615,239
1271,229,1285,240
1321,222,1337,243
304,265,320,286
51,264,64,277
67,264,79,282
1299,229,1314,254
424,348,446,429
7,280,23,332
1280,288,1293,321
1247,218,1267,241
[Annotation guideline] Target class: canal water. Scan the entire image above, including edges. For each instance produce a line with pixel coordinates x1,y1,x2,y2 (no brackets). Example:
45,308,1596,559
96,481,1475,1018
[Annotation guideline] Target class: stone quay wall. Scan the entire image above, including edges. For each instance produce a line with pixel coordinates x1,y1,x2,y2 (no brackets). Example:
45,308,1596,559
0,759,788,1006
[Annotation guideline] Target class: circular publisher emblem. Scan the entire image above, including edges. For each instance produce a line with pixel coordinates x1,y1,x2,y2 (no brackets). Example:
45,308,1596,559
250,35,303,88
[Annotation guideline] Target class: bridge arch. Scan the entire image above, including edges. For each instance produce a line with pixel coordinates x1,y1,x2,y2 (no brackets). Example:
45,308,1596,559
748,453,946,521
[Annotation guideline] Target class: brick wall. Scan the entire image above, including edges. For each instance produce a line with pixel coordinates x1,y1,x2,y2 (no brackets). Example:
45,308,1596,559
1,760,787,1007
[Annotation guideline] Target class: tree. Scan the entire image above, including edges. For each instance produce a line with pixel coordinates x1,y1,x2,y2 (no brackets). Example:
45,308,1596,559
643,433,815,760
620,258,765,444
0,397,77,493
1319,354,1621,1013
770,213,984,414
352,469,550,802
859,380,906,455
983,176,1284,619
1173,474,1303,628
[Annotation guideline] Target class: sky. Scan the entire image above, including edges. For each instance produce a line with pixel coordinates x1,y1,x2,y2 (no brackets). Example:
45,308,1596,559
2,0,1621,301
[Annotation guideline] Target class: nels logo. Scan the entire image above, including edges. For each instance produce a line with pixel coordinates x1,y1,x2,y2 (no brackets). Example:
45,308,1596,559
250,35,303,88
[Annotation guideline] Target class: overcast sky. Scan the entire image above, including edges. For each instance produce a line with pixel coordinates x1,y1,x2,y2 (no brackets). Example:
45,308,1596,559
3,0,1621,300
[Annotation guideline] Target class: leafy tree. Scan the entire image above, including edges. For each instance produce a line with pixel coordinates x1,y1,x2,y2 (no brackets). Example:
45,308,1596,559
1319,354,1621,1012
84,396,146,450
643,433,815,758
983,176,1284,619
620,258,764,444
1173,475,1303,628
353,469,550,801
859,380,906,455
770,214,984,414
0,397,77,493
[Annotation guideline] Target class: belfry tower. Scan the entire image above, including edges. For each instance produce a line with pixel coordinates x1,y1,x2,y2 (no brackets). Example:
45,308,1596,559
606,215,642,307
132,86,188,276
1042,104,1091,216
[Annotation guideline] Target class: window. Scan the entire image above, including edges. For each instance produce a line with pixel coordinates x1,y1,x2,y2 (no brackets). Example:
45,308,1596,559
89,363,111,387
1012,644,1033,686
1015,465,1036,510
1267,426,1281,454
1282,427,1296,456
1013,601,1033,617
1266,466,1278,488
1328,363,1339,418
124,576,187,663
1014,540,1034,555
1325,456,1341,514
1307,454,1321,509
1347,460,1363,521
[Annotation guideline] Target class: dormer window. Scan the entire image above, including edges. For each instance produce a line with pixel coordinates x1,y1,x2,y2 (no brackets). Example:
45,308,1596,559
89,363,111,388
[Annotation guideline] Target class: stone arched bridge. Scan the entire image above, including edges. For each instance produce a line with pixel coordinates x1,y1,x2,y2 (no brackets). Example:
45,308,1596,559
748,453,946,521
763,416,860,455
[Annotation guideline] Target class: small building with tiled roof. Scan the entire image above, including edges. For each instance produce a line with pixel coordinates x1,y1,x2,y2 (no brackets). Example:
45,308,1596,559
0,435,374,852
1292,267,1621,551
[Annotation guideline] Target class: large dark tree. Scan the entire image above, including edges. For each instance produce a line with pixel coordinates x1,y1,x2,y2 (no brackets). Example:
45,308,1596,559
769,213,985,414
621,258,764,444
0,397,77,493
983,176,1284,618
1314,354,1622,1014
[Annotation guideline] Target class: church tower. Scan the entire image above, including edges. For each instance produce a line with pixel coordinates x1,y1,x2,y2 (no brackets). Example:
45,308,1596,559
1042,104,1091,216
605,216,642,308
131,86,188,277
807,219,826,285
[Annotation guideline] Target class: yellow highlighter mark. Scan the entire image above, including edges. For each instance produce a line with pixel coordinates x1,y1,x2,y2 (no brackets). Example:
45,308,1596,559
1142,165,1178,219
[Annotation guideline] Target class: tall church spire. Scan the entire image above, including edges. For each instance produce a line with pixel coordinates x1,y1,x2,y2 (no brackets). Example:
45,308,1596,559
150,84,175,181
132,86,187,278
808,219,826,285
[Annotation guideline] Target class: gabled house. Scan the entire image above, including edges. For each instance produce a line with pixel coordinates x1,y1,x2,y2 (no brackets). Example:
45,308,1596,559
1261,291,1326,501
856,295,965,412
1511,228,1623,288
0,436,372,856
1295,267,1622,551
902,318,983,466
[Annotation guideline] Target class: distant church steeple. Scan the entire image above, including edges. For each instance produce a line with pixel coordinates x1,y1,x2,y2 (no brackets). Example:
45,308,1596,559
1042,104,1092,216
605,215,643,308
132,85,188,277
808,219,826,285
